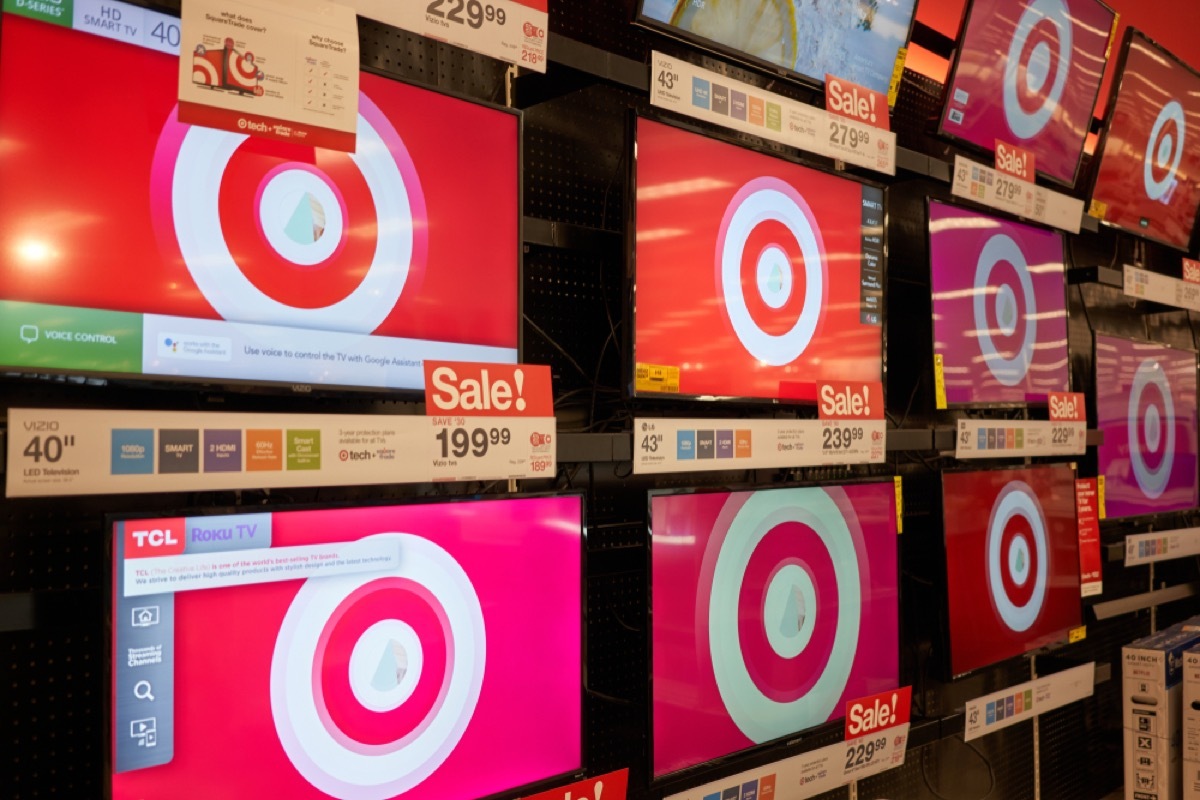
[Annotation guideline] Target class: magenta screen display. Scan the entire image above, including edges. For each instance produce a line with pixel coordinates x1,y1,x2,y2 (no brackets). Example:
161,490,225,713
930,201,1069,405
650,483,899,778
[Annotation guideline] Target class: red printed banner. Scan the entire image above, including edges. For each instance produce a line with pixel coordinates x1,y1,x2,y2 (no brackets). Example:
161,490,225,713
1184,258,1200,284
846,686,912,740
825,75,890,131
995,140,1036,182
425,362,554,417
520,769,629,800
1048,391,1086,422
1075,479,1103,597
818,382,885,420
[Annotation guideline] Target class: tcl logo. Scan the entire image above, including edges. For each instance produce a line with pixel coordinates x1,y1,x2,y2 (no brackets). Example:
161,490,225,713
995,140,1035,181
846,686,911,740
1049,391,1086,422
818,381,883,420
1184,258,1200,284
825,76,889,130
425,362,553,417
124,518,186,559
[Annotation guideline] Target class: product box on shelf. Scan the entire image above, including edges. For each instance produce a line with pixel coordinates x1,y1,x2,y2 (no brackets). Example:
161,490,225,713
1182,646,1200,799
1123,618,1200,800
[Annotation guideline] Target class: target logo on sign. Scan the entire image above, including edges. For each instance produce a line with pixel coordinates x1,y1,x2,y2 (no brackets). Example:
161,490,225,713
1003,0,1073,141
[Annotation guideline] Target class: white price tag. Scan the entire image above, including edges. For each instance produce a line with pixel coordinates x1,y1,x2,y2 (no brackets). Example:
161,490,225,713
650,52,896,176
427,416,554,481
964,663,1094,741
1124,264,1200,311
951,155,1084,233
954,419,1086,459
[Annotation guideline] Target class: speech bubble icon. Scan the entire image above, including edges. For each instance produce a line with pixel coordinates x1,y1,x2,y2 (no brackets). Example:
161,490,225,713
19,325,38,344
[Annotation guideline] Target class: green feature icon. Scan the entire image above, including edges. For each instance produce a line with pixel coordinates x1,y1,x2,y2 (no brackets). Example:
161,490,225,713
0,300,143,374
3,0,74,27
287,430,322,471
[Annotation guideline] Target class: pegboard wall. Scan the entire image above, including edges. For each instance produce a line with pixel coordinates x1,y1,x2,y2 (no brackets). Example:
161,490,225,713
2,1,1200,799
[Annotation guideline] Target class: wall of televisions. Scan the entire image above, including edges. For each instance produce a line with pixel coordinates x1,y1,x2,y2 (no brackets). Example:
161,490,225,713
3,0,1200,799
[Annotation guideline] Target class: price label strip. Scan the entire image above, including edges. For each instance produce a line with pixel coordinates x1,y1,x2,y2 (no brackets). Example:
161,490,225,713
650,52,897,176
963,663,1095,742
1125,527,1200,566
951,155,1084,234
954,391,1087,460
1124,264,1200,312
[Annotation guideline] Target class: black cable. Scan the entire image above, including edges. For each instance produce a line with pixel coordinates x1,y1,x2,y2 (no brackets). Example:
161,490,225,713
523,314,591,382
920,736,996,800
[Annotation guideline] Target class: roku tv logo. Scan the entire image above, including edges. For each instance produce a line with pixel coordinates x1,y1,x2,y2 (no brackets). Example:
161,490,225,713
124,518,186,559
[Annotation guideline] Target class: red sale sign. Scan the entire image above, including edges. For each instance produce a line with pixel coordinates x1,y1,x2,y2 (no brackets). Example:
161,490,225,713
845,686,911,740
995,140,1036,182
1048,391,1086,423
825,75,890,131
425,362,554,417
1075,479,1103,597
519,769,629,800
1184,258,1200,284
818,382,885,420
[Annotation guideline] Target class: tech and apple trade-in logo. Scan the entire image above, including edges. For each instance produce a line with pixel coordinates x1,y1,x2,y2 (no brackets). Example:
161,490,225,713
1128,358,1176,499
715,177,828,366
270,534,485,799
1004,0,1072,141
699,488,865,742
985,481,1048,633
973,233,1037,386
1145,100,1186,203
150,91,428,333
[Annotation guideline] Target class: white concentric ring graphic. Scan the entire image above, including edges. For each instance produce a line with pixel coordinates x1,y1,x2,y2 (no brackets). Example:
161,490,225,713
763,563,817,659
348,620,424,713
1144,100,1186,202
270,534,485,800
1003,0,1072,140
986,481,1049,633
1128,358,1176,499
709,489,861,742
973,233,1037,386
258,168,345,266
171,106,413,333
718,179,825,366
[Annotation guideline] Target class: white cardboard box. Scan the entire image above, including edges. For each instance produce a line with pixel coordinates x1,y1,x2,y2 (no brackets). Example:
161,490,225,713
1181,647,1200,799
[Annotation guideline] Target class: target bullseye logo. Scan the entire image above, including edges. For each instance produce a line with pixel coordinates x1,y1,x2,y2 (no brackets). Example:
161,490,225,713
1003,0,1072,140
1145,100,1186,202
716,177,828,366
270,534,485,800
985,481,1048,633
701,488,864,742
152,92,427,332
1128,358,1176,498
973,233,1037,386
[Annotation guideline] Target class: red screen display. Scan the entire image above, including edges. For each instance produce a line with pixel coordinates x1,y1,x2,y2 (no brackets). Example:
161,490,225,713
942,465,1082,676
633,118,884,403
1090,30,1200,251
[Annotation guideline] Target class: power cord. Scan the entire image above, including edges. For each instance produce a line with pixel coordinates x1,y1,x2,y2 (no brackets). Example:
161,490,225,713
920,735,996,800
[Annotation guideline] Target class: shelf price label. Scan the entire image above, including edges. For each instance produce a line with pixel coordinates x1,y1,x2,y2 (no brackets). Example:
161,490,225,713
954,392,1086,459
951,155,1084,233
1124,264,1200,311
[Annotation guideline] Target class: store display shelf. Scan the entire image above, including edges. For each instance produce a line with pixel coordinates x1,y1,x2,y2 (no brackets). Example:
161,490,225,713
1092,582,1199,620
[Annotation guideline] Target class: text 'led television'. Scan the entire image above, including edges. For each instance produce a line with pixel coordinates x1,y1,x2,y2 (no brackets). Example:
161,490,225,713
650,482,899,778
110,496,583,800
1090,30,1200,251
633,118,884,403
0,13,518,392
636,0,917,95
929,201,1069,406
938,0,1116,186
1095,334,1199,519
943,465,1082,677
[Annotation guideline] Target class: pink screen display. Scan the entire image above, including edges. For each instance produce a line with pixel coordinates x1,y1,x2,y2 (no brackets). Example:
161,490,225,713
930,201,1069,405
1091,31,1200,251
651,484,899,777
111,497,582,799
939,0,1115,185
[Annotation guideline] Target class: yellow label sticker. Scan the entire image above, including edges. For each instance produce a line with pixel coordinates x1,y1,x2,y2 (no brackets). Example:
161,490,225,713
1097,475,1106,520
888,47,908,109
933,353,948,410
635,363,680,394
1069,625,1087,644
1088,199,1108,220
894,476,904,534
1106,14,1120,60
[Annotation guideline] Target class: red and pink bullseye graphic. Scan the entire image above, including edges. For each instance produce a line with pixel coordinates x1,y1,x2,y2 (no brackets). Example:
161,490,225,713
270,534,485,800
972,233,1037,386
715,177,828,366
1003,0,1072,141
985,482,1048,633
150,92,427,333
1145,100,1186,203
699,487,865,742
1128,358,1176,498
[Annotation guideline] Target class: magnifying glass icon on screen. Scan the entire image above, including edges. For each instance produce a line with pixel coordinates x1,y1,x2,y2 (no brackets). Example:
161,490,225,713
134,680,154,701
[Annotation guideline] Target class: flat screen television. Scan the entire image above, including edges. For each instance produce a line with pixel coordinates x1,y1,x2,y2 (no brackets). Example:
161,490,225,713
650,481,899,779
0,12,519,392
1095,334,1199,519
942,465,1082,677
109,495,583,800
631,117,885,404
929,200,1069,406
635,0,918,95
1089,29,1200,251
938,0,1116,187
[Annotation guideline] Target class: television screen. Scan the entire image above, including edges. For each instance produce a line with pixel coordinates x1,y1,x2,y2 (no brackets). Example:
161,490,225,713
632,117,885,403
0,13,518,392
929,200,1069,406
1095,334,1199,518
942,465,1082,676
1089,30,1200,251
650,482,899,778
636,0,917,94
938,0,1115,186
110,496,582,800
